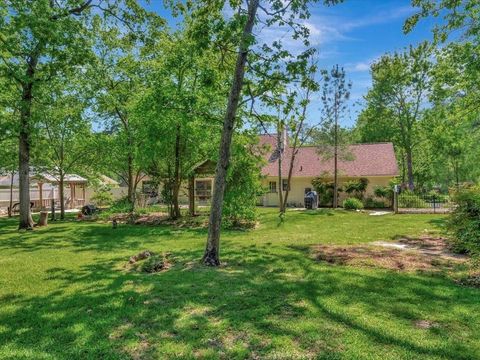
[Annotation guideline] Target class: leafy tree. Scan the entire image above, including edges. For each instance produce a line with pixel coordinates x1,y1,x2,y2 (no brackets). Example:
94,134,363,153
35,76,94,220
358,43,432,190
202,0,343,266
0,0,150,229
92,13,163,212
222,132,264,228
405,0,480,42
313,65,351,207
259,62,318,216
138,25,225,219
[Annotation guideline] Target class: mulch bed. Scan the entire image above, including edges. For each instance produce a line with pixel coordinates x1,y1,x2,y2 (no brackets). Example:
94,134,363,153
312,236,467,272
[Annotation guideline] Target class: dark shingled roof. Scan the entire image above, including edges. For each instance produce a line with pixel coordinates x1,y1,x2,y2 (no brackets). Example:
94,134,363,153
259,134,399,177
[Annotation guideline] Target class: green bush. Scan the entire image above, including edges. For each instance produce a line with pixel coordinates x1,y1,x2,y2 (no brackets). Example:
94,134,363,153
343,197,364,210
344,178,369,200
222,135,263,229
312,176,342,207
89,184,114,206
363,197,387,209
373,186,392,199
448,186,480,255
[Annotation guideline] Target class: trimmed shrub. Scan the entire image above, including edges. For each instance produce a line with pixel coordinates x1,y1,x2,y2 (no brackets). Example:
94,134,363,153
374,185,392,199
448,186,480,255
312,175,343,207
343,197,364,210
344,178,369,200
364,197,387,209
90,184,114,206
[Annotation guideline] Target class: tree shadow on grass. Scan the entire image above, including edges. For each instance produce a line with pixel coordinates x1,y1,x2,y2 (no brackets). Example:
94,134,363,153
0,244,479,359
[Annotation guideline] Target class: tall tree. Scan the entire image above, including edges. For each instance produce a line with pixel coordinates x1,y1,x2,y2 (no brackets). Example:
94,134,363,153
202,0,341,266
316,65,351,207
92,14,163,212
138,26,226,219
0,0,150,229
359,43,432,190
35,76,94,220
271,69,318,216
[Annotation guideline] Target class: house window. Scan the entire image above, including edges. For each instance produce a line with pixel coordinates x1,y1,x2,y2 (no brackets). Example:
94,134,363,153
142,181,157,196
268,181,277,193
195,180,212,202
282,179,290,191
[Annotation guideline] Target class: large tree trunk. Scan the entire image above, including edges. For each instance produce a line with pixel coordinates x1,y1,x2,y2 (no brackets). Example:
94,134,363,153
188,176,195,216
406,148,414,191
172,124,181,219
59,173,65,220
18,82,35,230
8,171,14,218
282,150,296,212
203,0,259,266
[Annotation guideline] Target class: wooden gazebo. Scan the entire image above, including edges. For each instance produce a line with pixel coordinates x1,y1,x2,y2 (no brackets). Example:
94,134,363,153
33,173,88,210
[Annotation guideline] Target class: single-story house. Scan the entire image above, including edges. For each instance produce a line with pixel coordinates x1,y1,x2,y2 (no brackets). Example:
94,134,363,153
258,134,399,207
136,134,398,209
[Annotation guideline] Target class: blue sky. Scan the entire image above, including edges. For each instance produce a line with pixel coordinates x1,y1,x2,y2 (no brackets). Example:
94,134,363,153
143,0,436,127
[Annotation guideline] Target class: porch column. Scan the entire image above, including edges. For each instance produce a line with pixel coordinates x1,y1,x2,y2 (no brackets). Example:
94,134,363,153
70,183,74,209
188,176,195,216
82,184,86,206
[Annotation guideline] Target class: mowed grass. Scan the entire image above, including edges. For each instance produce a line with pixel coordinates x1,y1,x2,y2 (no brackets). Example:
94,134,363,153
0,208,479,359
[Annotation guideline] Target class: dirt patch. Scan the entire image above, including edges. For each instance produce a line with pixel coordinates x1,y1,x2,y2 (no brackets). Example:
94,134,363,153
414,320,439,329
456,271,480,288
313,236,466,272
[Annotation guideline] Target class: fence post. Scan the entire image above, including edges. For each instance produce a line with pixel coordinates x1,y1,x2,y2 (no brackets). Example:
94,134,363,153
393,188,399,214
433,195,436,214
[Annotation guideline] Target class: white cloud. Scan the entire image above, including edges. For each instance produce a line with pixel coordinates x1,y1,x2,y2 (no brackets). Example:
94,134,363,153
349,62,371,72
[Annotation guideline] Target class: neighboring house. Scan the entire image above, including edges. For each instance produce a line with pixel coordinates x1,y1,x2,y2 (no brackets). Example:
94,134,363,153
0,173,120,212
258,134,399,207
0,172,88,211
138,160,216,212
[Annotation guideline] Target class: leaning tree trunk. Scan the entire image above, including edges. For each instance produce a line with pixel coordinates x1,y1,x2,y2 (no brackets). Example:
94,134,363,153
203,0,260,266
18,81,35,230
282,149,297,212
277,131,284,215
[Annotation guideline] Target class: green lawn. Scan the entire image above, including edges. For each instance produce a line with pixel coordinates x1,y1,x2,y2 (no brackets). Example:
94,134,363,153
0,208,478,359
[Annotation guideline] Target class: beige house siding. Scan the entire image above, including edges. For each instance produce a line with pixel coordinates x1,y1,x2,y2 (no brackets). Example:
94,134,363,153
137,177,215,205
260,176,394,207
